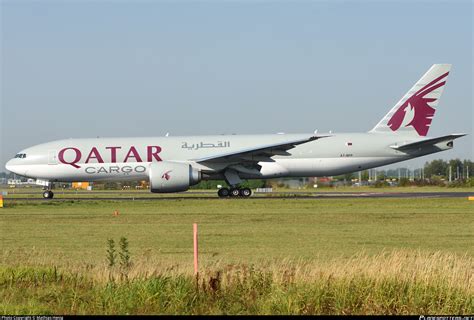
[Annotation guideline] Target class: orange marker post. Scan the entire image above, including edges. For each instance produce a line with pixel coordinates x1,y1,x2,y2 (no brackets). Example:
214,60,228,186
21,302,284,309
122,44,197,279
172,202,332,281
193,223,198,275
0,195,3,208
469,196,474,201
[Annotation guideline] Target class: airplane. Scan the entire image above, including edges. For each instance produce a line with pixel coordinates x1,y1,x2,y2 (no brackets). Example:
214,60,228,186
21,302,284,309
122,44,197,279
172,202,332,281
5,64,466,199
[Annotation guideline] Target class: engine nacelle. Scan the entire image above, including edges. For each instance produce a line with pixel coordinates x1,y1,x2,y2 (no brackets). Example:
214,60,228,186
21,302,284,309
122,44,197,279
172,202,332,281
149,161,201,193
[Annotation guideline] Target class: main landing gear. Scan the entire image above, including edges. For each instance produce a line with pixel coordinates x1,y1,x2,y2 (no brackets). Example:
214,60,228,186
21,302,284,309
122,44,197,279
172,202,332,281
218,169,252,198
217,187,252,198
42,190,54,199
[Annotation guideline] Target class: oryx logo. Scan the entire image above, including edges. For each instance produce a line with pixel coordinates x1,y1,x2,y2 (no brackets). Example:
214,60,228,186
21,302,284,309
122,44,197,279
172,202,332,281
161,170,172,180
387,72,449,136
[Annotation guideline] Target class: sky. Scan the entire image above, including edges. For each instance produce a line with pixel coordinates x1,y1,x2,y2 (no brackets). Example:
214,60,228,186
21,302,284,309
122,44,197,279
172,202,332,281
1,1,472,171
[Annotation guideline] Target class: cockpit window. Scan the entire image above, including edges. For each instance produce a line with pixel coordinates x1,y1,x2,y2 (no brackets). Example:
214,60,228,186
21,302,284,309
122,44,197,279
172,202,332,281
14,153,27,159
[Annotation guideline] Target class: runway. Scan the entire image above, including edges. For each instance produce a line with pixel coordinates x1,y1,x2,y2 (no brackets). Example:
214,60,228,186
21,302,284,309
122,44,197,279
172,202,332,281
3,191,473,201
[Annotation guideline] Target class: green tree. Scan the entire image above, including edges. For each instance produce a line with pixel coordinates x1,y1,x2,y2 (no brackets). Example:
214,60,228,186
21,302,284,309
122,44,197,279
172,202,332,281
424,159,448,178
361,170,369,181
463,160,473,179
448,159,463,180
343,173,354,182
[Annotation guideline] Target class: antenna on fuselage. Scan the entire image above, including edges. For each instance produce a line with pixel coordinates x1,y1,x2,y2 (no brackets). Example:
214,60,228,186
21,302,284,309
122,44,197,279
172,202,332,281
165,132,170,137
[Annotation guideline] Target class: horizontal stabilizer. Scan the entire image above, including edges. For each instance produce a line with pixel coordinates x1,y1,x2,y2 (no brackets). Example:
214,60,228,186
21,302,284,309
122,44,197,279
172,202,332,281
390,133,466,151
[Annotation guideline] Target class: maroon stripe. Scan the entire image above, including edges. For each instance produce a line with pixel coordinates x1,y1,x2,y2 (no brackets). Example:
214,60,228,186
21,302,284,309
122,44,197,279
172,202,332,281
415,71,449,95
417,81,446,98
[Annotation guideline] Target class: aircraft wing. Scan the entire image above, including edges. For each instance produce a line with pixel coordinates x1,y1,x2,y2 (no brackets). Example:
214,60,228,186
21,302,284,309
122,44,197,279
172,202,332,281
390,133,466,151
193,135,328,164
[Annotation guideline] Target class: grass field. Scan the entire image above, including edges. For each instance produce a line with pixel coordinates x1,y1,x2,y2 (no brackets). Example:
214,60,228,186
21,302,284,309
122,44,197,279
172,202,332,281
1,197,473,314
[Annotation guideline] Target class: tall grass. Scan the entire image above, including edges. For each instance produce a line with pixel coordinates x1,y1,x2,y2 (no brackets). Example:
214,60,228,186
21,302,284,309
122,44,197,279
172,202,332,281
1,250,472,314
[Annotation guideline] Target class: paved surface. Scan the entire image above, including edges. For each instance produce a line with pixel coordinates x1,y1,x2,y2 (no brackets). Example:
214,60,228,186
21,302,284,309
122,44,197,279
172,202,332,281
3,191,473,201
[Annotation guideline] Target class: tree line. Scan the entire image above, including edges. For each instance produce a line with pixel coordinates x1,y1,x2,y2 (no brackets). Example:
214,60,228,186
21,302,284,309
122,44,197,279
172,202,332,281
334,159,473,187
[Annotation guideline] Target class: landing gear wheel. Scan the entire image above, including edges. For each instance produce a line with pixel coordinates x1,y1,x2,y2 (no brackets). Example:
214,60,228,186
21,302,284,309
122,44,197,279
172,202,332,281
230,188,240,197
240,188,252,197
217,188,230,198
43,190,54,199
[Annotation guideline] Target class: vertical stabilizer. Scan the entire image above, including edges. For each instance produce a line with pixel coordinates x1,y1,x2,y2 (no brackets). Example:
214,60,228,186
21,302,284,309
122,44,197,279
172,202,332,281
370,64,451,136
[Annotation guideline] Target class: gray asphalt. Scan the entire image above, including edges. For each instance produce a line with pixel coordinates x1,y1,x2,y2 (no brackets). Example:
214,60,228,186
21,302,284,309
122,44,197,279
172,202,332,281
3,191,473,201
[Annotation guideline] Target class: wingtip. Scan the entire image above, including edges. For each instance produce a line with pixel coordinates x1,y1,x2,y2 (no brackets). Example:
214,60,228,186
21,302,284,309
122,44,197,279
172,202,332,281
451,133,467,137
310,134,332,141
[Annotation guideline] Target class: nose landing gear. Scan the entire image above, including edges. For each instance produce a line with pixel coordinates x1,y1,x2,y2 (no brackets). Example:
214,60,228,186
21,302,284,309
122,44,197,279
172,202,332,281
217,187,252,198
42,190,54,199
38,180,54,199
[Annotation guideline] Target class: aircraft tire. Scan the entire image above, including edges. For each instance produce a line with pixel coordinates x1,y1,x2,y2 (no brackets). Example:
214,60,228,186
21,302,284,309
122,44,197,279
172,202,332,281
217,188,230,198
239,188,252,197
230,188,240,197
43,191,54,199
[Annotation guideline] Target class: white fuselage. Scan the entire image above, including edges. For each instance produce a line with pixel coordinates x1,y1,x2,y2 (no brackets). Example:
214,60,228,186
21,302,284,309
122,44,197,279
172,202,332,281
5,132,451,183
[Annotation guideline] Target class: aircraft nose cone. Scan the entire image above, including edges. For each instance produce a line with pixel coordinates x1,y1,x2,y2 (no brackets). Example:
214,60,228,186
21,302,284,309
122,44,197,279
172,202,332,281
5,159,18,174
5,160,13,172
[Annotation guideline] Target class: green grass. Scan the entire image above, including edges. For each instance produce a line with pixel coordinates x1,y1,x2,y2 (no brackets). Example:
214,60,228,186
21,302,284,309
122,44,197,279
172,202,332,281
0,198,473,314
1,198,473,264
1,251,472,314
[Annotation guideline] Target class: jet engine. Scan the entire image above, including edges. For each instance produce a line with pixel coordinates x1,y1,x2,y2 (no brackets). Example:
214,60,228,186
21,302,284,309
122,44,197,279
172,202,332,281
149,161,201,193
